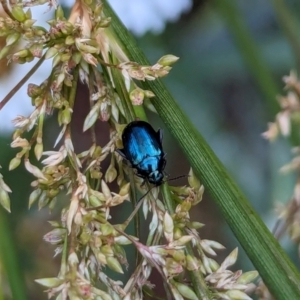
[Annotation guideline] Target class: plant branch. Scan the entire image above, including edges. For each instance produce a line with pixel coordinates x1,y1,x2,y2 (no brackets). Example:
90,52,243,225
0,55,45,111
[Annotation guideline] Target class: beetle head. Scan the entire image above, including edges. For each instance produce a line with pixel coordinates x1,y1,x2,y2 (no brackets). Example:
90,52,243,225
148,171,164,186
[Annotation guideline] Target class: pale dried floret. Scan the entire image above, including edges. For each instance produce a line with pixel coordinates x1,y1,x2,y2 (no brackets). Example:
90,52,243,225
283,70,300,97
67,194,79,233
276,110,290,136
42,146,67,166
11,137,29,148
12,115,30,128
261,122,279,142
283,70,298,87
25,159,48,180
75,172,88,198
205,248,258,298
44,228,66,244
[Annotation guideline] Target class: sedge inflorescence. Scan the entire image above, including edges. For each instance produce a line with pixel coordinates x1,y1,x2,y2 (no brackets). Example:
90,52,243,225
262,71,300,249
0,0,258,299
259,71,300,299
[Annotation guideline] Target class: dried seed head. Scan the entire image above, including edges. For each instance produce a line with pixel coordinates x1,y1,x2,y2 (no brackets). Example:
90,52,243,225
130,88,145,105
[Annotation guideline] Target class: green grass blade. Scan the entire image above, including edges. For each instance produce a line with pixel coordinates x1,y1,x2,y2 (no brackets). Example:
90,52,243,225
270,0,300,69
0,211,27,300
213,0,300,146
103,2,300,299
213,0,281,116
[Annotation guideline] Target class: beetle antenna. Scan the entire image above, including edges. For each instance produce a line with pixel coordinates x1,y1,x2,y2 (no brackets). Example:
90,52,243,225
165,174,189,183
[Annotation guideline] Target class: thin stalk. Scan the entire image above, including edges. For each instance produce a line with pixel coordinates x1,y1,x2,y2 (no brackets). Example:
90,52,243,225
68,66,79,109
161,183,211,299
161,182,175,214
127,170,141,250
88,67,97,144
103,2,300,299
0,55,45,110
60,233,68,277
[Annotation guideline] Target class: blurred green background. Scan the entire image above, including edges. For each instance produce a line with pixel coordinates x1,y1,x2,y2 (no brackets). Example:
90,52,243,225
1,0,300,298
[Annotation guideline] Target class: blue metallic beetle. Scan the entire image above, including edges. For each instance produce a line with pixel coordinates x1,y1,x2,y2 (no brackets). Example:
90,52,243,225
117,120,166,186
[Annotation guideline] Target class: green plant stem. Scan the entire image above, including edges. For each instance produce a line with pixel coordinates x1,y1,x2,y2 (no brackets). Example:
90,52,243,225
103,2,300,299
0,211,27,300
161,184,211,299
132,104,147,121
270,0,300,70
161,182,175,214
212,0,280,116
88,67,97,144
60,233,68,276
211,0,300,146
68,67,79,109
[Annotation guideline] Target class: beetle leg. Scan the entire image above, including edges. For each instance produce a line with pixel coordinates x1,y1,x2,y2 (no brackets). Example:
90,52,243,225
115,149,127,159
133,172,147,187
160,156,167,170
140,178,147,187
116,149,134,168
135,171,146,179
157,129,163,145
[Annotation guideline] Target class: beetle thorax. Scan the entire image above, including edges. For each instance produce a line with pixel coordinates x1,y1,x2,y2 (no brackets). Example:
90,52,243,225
138,156,160,171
